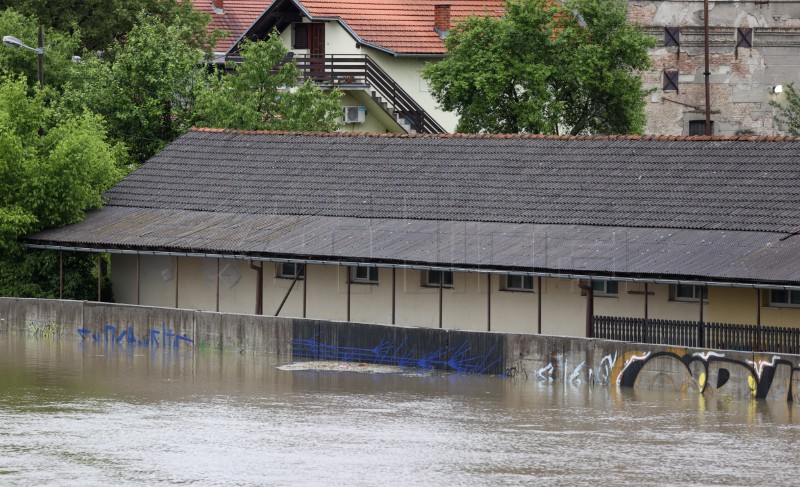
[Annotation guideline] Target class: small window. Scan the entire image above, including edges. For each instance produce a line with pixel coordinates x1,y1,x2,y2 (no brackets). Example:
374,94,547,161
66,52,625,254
277,262,305,279
425,270,453,288
671,284,708,302
351,266,379,284
293,23,309,49
592,280,618,296
769,290,800,307
736,27,753,49
504,274,534,292
664,27,680,47
663,69,679,92
689,120,714,136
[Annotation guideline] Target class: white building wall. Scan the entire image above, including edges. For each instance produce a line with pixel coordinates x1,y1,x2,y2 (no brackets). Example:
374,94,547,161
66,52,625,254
111,255,800,336
280,20,457,133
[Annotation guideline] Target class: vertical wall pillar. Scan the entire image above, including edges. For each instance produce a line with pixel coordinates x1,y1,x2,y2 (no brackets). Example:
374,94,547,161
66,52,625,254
97,254,102,302
302,264,307,318
698,285,706,348
59,250,63,299
216,258,220,312
250,261,263,315
487,274,491,332
175,256,179,308
756,288,762,352
537,276,542,334
346,266,351,322
438,273,443,329
643,283,649,342
391,268,396,325
136,254,141,305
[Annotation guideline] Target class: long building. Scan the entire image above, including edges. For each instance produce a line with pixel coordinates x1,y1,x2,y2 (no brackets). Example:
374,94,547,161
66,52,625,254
23,130,800,349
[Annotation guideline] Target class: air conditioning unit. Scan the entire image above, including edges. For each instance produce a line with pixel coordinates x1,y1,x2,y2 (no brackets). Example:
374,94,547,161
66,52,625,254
343,106,366,123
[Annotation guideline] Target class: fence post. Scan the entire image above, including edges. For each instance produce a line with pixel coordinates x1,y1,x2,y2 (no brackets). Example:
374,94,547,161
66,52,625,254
698,319,705,348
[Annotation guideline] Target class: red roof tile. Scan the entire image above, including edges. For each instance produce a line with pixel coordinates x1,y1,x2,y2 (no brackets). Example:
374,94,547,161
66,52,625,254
301,0,505,54
190,0,270,53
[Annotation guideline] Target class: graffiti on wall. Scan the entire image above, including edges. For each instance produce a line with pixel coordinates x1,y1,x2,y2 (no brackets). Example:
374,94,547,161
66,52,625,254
26,319,66,338
292,335,501,374
77,323,193,349
615,349,799,401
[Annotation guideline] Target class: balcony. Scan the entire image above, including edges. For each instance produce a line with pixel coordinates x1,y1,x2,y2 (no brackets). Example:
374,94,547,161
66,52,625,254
283,53,447,134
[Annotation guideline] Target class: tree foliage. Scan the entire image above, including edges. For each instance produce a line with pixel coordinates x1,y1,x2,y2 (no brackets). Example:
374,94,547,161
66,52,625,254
771,83,800,135
59,14,209,165
193,35,342,132
422,0,655,135
0,76,123,298
0,8,81,92
0,0,213,52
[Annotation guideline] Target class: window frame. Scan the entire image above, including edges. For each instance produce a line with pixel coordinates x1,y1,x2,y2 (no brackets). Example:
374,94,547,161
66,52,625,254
591,280,619,296
768,289,800,307
350,266,379,285
277,262,305,280
689,120,714,136
424,270,454,288
292,23,309,50
503,274,534,292
671,284,708,303
663,69,679,92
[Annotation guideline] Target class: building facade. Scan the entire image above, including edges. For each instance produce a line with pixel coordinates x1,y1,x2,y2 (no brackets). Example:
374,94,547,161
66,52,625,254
630,0,800,136
24,130,800,348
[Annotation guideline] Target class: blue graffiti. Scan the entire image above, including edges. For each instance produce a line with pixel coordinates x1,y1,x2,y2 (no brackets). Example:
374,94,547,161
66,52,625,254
76,322,193,349
292,335,500,374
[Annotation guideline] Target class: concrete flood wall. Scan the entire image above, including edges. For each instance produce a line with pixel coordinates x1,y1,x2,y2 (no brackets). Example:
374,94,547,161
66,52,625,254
2,298,799,403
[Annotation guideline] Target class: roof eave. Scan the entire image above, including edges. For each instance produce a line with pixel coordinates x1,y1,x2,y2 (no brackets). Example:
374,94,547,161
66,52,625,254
23,241,800,292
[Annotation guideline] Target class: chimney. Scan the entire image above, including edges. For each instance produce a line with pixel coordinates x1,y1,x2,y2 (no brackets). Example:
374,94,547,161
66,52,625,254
211,0,224,14
434,4,451,35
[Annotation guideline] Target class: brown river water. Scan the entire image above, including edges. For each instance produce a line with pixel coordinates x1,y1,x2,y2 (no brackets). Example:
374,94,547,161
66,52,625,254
1,334,800,486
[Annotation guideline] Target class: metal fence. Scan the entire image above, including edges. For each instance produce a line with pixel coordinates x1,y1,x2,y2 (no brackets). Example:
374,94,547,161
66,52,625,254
593,315,800,354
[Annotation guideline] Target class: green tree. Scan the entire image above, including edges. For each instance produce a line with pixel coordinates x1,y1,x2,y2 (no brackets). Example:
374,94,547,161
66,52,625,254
0,76,123,298
59,13,209,165
193,35,342,132
771,83,800,135
0,8,81,92
0,0,213,52
422,0,655,135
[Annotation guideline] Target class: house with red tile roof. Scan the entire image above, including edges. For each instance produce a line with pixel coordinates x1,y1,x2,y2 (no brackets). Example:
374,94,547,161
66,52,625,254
193,0,504,133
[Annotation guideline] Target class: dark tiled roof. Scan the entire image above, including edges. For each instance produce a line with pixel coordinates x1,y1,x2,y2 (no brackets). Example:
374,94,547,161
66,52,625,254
26,207,800,285
104,129,800,234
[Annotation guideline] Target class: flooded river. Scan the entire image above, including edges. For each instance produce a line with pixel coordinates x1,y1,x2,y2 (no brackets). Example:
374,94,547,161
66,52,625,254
1,334,800,486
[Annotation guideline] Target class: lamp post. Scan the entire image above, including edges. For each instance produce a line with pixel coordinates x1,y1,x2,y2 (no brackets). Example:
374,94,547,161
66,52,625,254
2,25,44,89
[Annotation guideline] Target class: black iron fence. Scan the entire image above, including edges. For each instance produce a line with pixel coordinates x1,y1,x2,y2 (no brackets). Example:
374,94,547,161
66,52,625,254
593,315,800,354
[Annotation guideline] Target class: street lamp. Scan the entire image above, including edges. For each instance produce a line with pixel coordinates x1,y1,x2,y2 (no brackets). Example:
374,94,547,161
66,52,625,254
2,25,44,89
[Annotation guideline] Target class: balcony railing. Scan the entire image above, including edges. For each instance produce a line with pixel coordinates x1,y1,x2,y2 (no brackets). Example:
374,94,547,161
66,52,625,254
283,53,447,134
593,315,800,354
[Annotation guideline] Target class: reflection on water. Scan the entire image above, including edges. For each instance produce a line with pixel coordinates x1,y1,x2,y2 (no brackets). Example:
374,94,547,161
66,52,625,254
1,334,800,486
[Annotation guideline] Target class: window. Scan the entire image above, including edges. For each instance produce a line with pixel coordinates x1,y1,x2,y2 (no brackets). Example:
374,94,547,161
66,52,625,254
592,280,618,296
293,23,309,49
689,120,714,136
663,69,679,92
277,263,305,279
769,290,800,307
425,270,453,288
664,27,680,47
351,266,379,284
736,27,753,49
671,284,708,302
504,274,534,292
